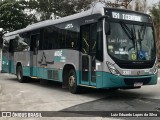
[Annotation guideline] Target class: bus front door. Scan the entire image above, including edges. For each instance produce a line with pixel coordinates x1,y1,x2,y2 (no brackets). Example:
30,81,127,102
80,24,97,87
30,34,39,77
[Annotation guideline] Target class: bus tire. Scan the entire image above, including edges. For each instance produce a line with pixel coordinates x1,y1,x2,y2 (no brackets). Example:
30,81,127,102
16,65,26,83
68,69,80,94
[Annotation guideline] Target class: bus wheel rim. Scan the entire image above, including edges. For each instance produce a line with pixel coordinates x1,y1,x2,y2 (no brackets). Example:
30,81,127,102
69,75,75,87
18,69,22,80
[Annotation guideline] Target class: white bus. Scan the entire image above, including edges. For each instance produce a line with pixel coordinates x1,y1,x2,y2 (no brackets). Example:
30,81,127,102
2,4,158,93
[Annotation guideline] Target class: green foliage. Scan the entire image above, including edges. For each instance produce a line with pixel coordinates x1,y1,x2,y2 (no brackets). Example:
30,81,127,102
134,0,147,12
0,0,37,32
0,0,95,32
27,0,93,20
150,4,160,57
150,5,160,26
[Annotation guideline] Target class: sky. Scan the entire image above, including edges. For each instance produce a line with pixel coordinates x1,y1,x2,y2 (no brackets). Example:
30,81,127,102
147,0,160,6
105,0,160,7
147,0,160,5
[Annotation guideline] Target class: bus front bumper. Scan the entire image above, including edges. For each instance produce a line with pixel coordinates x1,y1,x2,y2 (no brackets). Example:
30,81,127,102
100,72,158,89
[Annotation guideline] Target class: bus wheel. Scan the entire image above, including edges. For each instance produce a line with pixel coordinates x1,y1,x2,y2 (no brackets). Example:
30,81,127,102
68,69,80,94
17,66,26,83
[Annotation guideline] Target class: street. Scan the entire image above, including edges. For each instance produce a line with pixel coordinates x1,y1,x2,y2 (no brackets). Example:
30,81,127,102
0,71,160,120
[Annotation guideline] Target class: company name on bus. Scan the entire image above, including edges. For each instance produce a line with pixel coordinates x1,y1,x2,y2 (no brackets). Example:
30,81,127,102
65,24,73,29
112,12,142,22
54,50,62,57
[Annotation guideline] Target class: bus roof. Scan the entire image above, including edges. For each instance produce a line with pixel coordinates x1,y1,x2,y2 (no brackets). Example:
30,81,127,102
4,3,151,37
4,3,105,37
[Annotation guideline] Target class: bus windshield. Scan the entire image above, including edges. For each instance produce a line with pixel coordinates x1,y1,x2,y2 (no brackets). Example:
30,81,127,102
107,22,156,61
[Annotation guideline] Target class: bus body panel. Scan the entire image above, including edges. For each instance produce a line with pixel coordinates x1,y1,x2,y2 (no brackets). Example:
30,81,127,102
2,52,9,73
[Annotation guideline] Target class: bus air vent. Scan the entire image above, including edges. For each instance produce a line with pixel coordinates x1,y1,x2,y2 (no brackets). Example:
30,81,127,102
47,70,58,80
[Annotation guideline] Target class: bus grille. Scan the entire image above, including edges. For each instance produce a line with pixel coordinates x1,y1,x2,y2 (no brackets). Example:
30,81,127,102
124,77,151,85
118,63,154,69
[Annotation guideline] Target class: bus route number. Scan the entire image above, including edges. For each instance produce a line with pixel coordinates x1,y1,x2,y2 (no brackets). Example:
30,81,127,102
112,12,120,19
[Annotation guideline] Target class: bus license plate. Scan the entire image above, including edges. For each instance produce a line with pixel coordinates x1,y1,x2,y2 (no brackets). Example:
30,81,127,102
134,82,143,87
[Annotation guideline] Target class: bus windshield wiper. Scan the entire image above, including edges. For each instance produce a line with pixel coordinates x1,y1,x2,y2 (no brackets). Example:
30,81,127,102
119,21,136,49
134,23,146,52
139,23,146,41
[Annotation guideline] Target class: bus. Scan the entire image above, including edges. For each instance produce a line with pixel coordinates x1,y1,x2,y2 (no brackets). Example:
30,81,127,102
1,4,158,93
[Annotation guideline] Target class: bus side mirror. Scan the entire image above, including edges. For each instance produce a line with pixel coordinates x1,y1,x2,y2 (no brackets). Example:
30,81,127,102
105,22,110,34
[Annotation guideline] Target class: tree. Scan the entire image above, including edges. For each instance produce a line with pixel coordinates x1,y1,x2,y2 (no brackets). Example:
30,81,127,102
124,0,148,12
27,0,56,21
150,4,160,58
0,0,37,32
27,0,95,21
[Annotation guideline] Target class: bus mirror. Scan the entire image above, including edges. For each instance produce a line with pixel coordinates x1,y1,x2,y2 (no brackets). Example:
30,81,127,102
105,22,110,34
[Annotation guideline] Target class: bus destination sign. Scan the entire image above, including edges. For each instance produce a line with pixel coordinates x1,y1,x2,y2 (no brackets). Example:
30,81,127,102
112,12,141,22
105,9,151,23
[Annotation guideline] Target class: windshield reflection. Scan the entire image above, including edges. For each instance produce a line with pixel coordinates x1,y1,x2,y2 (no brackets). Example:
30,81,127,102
107,22,156,61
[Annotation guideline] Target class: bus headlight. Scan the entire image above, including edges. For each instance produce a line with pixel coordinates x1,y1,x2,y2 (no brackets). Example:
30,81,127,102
153,65,158,74
107,62,120,76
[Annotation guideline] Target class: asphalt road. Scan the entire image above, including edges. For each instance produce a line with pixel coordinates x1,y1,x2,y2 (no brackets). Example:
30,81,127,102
0,71,160,120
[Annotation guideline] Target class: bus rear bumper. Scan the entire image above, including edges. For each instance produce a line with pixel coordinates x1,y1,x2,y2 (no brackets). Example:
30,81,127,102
100,72,158,89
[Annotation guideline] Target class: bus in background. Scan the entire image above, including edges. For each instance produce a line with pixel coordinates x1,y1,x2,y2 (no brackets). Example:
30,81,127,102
2,3,158,94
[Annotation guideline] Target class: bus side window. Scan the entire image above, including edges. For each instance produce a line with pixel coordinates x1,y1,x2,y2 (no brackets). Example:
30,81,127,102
56,22,79,49
66,30,78,49
90,24,97,53
2,40,9,52
9,39,15,53
58,29,66,49
30,34,39,52
81,25,90,54
13,38,19,52
96,21,103,61
19,32,31,51
42,26,59,50
39,29,43,50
